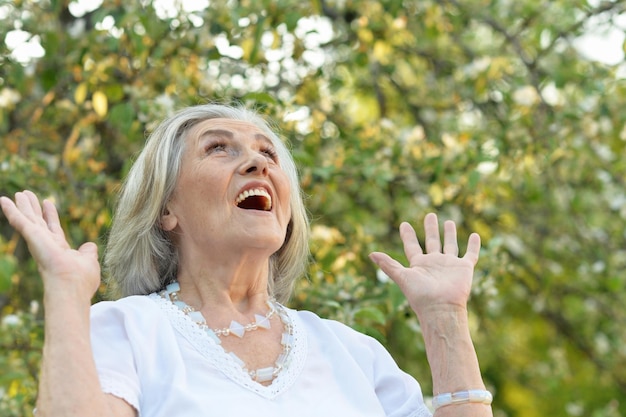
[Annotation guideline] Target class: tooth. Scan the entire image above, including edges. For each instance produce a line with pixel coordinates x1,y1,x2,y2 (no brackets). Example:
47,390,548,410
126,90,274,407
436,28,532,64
236,188,272,209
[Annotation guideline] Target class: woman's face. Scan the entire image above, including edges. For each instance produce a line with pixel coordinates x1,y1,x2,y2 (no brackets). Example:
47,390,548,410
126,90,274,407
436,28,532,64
161,118,292,258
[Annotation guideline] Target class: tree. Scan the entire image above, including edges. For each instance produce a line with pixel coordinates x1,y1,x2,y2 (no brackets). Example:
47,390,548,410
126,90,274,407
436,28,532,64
1,0,625,415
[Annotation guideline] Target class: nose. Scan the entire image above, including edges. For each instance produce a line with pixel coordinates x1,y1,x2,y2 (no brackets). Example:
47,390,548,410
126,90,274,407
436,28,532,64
240,149,269,176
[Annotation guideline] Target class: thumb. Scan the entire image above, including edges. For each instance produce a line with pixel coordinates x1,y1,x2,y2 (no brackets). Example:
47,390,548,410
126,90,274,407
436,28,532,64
78,241,98,257
369,252,406,286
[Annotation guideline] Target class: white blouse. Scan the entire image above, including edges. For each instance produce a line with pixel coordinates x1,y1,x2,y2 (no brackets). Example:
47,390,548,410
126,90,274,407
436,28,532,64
90,294,432,417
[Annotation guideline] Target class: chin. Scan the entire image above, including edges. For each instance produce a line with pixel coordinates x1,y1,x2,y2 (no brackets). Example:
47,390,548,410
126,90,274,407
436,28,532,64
239,231,285,251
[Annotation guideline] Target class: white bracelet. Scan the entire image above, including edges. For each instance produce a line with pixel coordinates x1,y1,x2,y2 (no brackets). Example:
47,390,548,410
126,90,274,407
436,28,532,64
432,389,493,410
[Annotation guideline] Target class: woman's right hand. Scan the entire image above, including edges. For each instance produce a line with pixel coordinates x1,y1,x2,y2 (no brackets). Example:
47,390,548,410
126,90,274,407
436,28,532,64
0,190,101,301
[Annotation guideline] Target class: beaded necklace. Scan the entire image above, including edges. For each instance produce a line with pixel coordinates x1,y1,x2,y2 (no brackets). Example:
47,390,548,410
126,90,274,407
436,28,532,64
160,281,293,383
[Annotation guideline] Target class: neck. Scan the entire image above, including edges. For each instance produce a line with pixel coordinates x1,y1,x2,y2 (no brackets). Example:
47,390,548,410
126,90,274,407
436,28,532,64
175,251,272,315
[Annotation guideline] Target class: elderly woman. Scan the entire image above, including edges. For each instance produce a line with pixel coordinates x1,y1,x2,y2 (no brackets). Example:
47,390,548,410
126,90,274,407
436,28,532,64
0,104,492,417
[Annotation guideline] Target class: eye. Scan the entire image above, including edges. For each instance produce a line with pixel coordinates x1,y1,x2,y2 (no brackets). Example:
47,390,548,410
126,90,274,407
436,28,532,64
205,141,227,154
261,146,278,162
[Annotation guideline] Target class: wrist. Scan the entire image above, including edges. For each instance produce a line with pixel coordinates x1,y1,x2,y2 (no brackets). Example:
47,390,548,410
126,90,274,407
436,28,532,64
41,273,97,303
417,304,471,342
415,303,468,323
433,389,493,410
43,284,94,316
418,305,486,396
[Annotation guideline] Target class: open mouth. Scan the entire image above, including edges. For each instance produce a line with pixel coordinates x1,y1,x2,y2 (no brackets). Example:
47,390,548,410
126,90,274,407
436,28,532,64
236,188,272,211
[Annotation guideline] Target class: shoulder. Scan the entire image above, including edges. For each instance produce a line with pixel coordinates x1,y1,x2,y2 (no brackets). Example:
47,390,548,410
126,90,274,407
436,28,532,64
293,309,376,340
90,294,163,331
91,294,158,312
291,308,429,415
291,308,389,360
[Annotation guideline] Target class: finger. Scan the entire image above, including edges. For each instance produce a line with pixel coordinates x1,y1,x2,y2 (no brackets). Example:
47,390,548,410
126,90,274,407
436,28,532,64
78,241,98,257
14,191,42,224
399,222,423,264
369,251,408,287
423,213,441,253
463,232,481,265
442,220,459,256
0,196,19,225
2,194,32,231
24,190,43,218
0,196,16,213
42,199,65,237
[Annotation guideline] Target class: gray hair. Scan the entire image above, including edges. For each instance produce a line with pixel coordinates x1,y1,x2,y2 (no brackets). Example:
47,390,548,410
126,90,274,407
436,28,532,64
104,104,310,304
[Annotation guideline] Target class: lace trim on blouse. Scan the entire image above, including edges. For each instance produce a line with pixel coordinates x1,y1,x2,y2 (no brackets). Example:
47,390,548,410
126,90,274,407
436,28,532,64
148,293,307,400
99,371,141,412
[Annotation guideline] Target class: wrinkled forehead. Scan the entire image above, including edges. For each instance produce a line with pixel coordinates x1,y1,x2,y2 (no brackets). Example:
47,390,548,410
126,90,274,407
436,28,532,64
185,117,276,145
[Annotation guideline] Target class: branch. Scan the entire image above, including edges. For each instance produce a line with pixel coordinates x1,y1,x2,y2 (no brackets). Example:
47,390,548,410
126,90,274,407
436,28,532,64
442,0,553,133
369,61,387,118
539,0,626,60
506,249,626,393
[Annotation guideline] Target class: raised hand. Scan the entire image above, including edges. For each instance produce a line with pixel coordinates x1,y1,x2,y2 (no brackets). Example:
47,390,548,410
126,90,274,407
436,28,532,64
369,213,480,318
0,190,101,301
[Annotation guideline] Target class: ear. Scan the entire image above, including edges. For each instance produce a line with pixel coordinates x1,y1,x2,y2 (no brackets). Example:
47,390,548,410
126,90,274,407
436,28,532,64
160,205,178,232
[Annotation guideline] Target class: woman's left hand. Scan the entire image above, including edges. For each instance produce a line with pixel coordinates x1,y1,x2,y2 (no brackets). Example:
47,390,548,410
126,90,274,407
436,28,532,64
369,213,481,318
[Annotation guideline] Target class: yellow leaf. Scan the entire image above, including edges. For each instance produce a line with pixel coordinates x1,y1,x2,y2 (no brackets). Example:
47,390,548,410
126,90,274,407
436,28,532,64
8,379,19,397
373,41,393,65
428,183,444,206
87,158,106,173
74,82,88,104
65,147,81,164
271,30,280,49
471,219,493,241
241,38,254,61
92,90,108,117
357,28,373,45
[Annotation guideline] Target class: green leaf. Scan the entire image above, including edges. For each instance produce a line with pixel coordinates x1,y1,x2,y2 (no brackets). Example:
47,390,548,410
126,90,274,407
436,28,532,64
0,256,16,293
353,306,386,325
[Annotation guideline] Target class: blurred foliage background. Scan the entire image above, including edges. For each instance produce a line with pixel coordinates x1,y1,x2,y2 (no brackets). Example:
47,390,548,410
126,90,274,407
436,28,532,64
1,0,626,416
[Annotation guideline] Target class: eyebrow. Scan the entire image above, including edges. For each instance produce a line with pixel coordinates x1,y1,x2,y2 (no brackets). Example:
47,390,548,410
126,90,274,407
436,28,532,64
199,129,274,146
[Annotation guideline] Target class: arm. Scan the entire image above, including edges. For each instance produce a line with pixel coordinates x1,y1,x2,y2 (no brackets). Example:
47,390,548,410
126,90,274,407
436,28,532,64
0,191,135,417
369,213,492,417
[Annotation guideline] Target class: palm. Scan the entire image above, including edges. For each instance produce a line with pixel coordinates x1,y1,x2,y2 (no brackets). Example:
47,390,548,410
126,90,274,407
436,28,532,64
370,213,480,317
0,191,101,298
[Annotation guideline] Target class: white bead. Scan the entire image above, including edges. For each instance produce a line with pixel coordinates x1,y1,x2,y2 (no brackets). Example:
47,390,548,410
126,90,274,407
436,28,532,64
228,320,246,338
255,314,271,329
432,390,493,410
275,352,288,367
468,390,493,403
188,311,204,323
281,333,293,346
255,367,275,382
